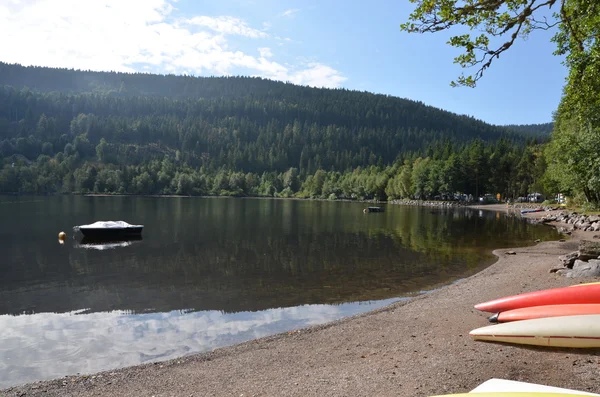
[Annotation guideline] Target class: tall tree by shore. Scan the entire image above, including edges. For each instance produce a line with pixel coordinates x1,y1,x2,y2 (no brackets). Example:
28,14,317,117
402,0,600,206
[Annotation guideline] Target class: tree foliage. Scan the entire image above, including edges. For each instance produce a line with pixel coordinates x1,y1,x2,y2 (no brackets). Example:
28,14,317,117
0,63,548,200
402,0,600,205
401,0,564,87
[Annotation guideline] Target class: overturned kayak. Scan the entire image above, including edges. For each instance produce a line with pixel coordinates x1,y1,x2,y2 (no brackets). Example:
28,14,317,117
488,304,600,323
470,314,600,348
469,378,600,395
475,284,600,313
74,220,143,240
433,393,595,396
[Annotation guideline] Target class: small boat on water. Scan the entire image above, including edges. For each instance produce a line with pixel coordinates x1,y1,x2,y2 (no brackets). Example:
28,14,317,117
74,221,143,240
366,206,385,213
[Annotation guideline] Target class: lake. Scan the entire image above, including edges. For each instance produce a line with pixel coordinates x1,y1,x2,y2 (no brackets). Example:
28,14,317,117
0,196,560,388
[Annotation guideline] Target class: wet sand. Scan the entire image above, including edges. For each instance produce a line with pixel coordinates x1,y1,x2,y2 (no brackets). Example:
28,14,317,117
3,207,600,397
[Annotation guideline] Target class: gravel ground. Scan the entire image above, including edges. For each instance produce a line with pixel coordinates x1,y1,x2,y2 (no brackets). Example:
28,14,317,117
3,208,600,397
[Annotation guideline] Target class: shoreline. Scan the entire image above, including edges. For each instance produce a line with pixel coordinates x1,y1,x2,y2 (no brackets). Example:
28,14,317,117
3,193,553,215
3,192,482,204
4,209,600,396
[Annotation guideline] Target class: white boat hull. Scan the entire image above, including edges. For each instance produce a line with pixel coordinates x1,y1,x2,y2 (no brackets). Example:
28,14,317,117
470,314,600,348
470,378,600,395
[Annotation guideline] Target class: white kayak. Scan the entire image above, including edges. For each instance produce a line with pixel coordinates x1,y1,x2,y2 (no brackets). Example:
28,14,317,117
470,379,599,395
470,314,600,348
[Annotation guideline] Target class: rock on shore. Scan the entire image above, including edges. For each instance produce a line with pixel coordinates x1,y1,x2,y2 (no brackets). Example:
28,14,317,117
540,211,600,232
521,208,600,278
388,199,467,208
551,240,600,277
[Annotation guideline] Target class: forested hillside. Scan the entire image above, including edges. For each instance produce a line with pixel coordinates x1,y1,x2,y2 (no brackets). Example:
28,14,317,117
504,123,553,136
0,63,547,199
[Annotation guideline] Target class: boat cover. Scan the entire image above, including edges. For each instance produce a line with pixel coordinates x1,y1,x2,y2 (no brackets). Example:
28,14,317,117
74,221,143,230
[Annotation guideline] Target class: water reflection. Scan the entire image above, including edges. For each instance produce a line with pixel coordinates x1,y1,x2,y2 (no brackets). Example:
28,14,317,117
74,236,143,251
0,298,399,388
0,199,560,316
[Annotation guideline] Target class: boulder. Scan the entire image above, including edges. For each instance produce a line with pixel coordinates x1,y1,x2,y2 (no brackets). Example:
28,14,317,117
589,215,600,223
578,240,600,261
556,268,569,276
558,251,579,268
563,259,600,278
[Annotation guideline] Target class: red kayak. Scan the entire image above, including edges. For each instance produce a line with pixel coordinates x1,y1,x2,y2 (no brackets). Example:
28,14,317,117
475,284,600,313
488,303,600,323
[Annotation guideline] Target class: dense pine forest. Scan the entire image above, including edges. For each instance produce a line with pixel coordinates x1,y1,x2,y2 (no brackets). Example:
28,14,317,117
0,62,549,200
503,123,553,136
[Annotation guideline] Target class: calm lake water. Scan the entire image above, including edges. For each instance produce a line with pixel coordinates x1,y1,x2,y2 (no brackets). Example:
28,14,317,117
0,196,560,388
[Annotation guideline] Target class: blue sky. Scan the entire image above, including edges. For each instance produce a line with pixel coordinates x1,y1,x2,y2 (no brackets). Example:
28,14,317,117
0,0,567,125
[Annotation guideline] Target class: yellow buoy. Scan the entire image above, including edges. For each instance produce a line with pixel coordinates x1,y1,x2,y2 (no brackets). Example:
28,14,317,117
58,231,66,240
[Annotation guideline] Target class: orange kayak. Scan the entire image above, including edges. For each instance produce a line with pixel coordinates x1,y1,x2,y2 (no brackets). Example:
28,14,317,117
475,284,600,313
488,304,600,323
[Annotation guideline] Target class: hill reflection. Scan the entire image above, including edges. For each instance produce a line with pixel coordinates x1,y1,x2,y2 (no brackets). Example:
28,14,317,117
0,197,560,315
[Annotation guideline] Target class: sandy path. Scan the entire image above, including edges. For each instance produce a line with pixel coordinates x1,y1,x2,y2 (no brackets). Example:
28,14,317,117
3,209,600,397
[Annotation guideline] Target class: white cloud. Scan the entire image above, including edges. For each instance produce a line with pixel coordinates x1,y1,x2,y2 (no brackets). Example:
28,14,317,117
258,47,273,58
186,15,267,38
279,8,300,18
288,63,347,88
0,5,9,19
0,0,346,88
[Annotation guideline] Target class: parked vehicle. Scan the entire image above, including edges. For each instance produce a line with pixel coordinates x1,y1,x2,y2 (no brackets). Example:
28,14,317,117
479,194,498,204
527,192,545,203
